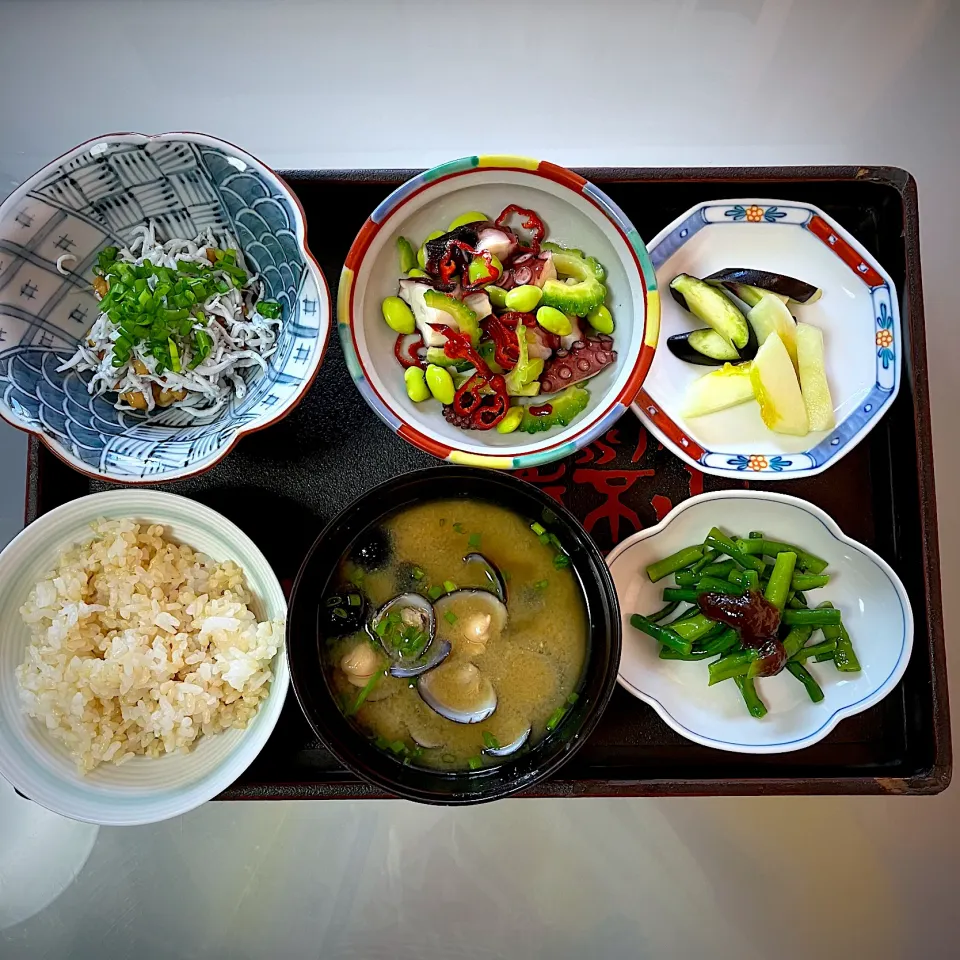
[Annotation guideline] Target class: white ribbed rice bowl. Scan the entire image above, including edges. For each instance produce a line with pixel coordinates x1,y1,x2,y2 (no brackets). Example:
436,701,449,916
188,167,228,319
0,490,287,825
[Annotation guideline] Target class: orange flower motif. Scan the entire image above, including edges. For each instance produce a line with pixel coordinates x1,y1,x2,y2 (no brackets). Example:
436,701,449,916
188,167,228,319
876,329,893,348
745,205,765,222
747,455,768,471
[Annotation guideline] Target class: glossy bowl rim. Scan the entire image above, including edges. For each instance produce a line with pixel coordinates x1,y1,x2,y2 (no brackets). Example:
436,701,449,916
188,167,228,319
607,488,914,754
0,130,333,485
286,465,622,803
337,155,660,470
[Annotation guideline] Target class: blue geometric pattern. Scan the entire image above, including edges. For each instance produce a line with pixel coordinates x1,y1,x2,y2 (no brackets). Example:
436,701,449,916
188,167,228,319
646,199,902,478
0,134,328,481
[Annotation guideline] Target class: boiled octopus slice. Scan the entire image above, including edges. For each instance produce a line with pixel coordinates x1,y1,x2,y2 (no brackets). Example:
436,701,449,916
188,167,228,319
424,222,518,276
539,335,617,393
497,251,556,291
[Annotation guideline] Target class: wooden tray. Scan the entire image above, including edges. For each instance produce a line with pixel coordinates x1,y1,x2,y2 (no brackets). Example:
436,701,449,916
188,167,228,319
24,166,951,797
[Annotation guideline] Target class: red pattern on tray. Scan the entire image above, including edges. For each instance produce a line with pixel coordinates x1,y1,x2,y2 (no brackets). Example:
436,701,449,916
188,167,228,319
512,421,723,553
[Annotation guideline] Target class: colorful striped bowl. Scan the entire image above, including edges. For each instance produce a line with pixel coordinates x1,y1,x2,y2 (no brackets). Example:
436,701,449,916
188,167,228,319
338,157,659,469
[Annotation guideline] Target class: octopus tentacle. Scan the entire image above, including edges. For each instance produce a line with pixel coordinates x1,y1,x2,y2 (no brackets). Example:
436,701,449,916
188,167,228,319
539,335,616,393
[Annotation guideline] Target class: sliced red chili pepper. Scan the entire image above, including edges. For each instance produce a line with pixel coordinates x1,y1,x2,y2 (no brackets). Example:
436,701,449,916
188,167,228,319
394,333,424,369
495,204,545,254
436,239,499,292
452,372,486,416
460,248,499,292
482,314,520,369
433,325,491,377
471,375,509,429
451,372,509,429
437,239,475,285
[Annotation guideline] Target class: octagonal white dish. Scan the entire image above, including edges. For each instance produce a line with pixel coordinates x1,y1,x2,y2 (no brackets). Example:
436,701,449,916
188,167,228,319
607,490,913,754
633,198,901,479
338,155,659,469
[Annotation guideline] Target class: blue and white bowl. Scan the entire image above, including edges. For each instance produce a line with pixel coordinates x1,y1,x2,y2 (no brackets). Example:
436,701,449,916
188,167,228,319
634,198,901,479
0,132,330,483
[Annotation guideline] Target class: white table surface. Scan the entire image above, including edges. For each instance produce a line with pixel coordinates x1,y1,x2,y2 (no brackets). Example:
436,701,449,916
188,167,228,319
1,1,958,957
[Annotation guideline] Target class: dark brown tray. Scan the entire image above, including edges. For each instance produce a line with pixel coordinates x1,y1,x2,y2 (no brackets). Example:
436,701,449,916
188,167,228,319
24,166,951,797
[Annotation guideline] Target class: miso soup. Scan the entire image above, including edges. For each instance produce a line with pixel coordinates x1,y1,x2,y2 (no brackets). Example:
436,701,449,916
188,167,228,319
322,499,588,771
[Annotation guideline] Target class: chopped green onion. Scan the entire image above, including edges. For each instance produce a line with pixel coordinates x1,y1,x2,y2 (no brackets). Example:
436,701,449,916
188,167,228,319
167,337,181,372
467,533,482,549
442,580,457,593
257,300,282,319
346,670,382,716
347,594,362,607
411,566,425,581
468,756,483,770
552,554,571,570
444,611,458,625
453,522,465,534
545,705,566,730
534,579,549,590
427,585,444,601
566,692,579,705
482,731,500,750
531,522,546,536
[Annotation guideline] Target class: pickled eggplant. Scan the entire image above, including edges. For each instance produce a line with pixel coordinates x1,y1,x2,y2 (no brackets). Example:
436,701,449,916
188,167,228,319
667,323,757,366
669,274,750,349
704,268,822,304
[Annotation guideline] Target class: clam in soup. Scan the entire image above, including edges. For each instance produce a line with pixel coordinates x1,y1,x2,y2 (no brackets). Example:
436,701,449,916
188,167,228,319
323,500,588,771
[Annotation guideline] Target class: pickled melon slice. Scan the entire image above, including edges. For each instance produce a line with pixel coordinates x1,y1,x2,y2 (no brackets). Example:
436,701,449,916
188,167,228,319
747,294,798,369
750,333,809,436
682,362,755,418
796,322,836,432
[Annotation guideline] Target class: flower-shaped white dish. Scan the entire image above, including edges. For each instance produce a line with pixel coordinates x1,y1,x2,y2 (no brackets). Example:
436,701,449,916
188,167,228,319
606,490,913,754
0,132,330,483
0,490,288,825
633,199,901,479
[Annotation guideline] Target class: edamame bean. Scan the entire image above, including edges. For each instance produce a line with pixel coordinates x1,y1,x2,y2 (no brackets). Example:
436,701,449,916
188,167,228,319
467,253,502,285
495,405,525,434
406,268,429,278
487,286,509,308
404,366,430,402
381,296,416,334
587,303,614,334
505,284,543,312
396,236,416,274
425,363,456,404
448,211,488,230
536,305,572,337
417,230,445,269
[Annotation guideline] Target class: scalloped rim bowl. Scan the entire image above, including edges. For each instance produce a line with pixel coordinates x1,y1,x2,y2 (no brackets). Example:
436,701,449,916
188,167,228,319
338,155,660,469
606,490,913,754
0,131,331,483
0,490,288,825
